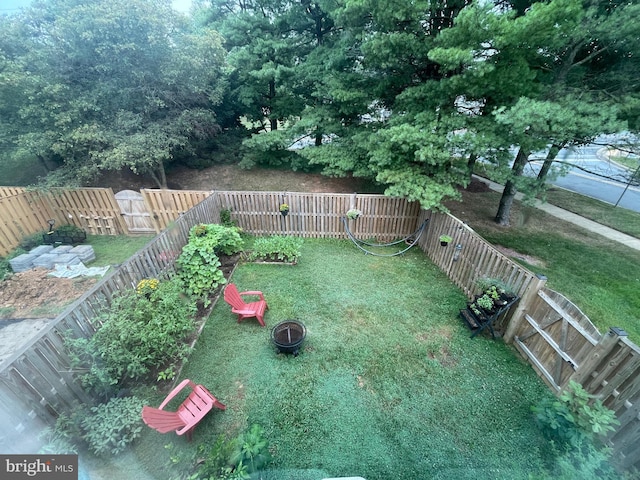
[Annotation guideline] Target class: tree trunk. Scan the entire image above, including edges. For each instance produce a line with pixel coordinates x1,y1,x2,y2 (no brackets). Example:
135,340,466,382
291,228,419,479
466,153,477,184
495,148,529,226
536,144,561,182
149,163,168,189
36,154,57,173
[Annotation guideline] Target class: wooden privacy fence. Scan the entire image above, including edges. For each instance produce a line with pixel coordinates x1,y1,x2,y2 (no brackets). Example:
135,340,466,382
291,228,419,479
0,187,419,256
422,209,640,470
1,188,640,469
0,194,221,453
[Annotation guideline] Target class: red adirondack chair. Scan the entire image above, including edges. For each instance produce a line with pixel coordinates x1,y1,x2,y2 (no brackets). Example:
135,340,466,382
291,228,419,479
141,379,225,441
223,283,268,327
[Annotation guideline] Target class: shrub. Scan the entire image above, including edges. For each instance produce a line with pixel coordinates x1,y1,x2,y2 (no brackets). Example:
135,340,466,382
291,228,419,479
248,235,303,263
532,381,622,479
67,278,196,397
177,224,244,302
229,424,272,474
532,380,619,447
81,396,145,456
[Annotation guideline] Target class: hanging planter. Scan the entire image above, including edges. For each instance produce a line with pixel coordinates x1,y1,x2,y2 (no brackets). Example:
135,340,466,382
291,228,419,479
279,203,289,217
346,208,362,220
439,234,452,246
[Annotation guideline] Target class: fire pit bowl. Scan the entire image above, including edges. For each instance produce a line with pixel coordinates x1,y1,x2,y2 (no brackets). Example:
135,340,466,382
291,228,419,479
271,320,306,356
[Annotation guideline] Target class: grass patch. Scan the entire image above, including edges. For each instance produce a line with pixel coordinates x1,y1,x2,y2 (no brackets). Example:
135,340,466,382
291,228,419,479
86,235,154,266
114,239,553,480
445,188,640,342
545,187,640,239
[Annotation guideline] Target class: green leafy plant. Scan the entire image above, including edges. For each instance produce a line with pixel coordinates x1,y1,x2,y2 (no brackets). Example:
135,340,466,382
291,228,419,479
476,277,513,295
53,224,86,236
157,365,177,382
177,224,244,303
475,294,494,311
66,278,196,397
439,234,452,244
247,235,303,263
279,203,289,212
346,208,362,220
80,395,145,456
194,434,249,480
220,208,238,228
230,424,272,474
532,380,620,448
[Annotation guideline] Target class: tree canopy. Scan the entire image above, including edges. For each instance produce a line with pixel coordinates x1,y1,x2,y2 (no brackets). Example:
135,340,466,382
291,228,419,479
0,0,228,187
1,0,638,220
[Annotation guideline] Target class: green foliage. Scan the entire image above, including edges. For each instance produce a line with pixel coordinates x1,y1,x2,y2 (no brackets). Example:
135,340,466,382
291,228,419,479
535,437,622,480
19,231,46,251
219,209,238,228
37,425,78,455
475,294,494,311
66,278,196,397
192,434,249,480
532,380,620,448
229,424,272,474
247,235,303,263
0,0,229,188
80,396,145,456
177,224,244,302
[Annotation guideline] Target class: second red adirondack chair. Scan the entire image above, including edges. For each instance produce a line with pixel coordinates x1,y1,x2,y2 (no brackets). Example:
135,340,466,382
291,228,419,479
141,379,225,441
223,283,268,327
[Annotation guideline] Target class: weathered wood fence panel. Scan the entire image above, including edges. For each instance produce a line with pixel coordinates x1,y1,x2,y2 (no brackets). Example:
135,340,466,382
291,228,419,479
0,191,55,255
141,189,213,232
216,191,420,240
114,190,156,234
43,188,128,237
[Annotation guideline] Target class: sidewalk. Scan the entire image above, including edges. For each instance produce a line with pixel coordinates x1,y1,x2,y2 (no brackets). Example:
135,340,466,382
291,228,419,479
475,176,640,252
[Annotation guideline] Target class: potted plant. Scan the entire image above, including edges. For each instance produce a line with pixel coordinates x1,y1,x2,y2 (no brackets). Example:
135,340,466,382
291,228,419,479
439,234,453,246
279,203,289,217
346,208,362,220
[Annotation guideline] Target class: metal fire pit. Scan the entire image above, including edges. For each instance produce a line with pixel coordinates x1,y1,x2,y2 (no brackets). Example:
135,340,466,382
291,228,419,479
271,320,306,356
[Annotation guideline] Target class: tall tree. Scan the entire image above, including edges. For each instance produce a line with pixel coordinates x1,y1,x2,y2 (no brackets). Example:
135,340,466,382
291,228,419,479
427,0,638,224
1,0,228,187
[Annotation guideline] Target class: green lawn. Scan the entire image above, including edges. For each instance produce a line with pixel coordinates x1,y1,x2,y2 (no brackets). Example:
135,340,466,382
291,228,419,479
101,239,555,480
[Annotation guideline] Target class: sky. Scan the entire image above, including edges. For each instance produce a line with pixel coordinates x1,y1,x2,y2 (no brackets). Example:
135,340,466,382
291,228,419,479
1,0,193,14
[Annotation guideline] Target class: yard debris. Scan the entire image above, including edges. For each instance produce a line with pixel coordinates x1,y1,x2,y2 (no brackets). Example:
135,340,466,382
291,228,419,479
48,262,110,279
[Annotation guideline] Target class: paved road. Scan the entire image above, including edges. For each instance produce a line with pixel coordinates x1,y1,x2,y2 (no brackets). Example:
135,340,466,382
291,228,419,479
525,145,640,212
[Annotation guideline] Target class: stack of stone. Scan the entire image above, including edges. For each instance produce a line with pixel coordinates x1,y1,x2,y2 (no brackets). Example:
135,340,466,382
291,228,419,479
69,245,96,263
9,244,96,273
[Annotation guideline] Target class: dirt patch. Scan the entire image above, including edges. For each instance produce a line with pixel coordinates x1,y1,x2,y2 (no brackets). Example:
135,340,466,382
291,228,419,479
0,268,97,319
494,245,546,268
94,163,382,194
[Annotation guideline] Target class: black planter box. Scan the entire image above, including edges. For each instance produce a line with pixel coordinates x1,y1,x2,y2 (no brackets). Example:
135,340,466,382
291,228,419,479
42,232,87,245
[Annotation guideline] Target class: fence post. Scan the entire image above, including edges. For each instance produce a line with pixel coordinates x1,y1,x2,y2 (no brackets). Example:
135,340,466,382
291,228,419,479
566,327,628,390
502,273,547,344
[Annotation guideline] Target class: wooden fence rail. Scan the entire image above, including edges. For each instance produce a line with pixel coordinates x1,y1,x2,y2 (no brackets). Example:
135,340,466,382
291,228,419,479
0,188,639,470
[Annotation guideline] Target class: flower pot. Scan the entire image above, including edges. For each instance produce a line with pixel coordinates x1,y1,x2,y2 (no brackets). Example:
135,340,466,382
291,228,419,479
440,241,449,246
280,209,289,217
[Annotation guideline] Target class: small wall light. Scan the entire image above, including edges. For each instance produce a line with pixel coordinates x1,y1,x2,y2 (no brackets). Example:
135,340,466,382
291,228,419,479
453,243,463,261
